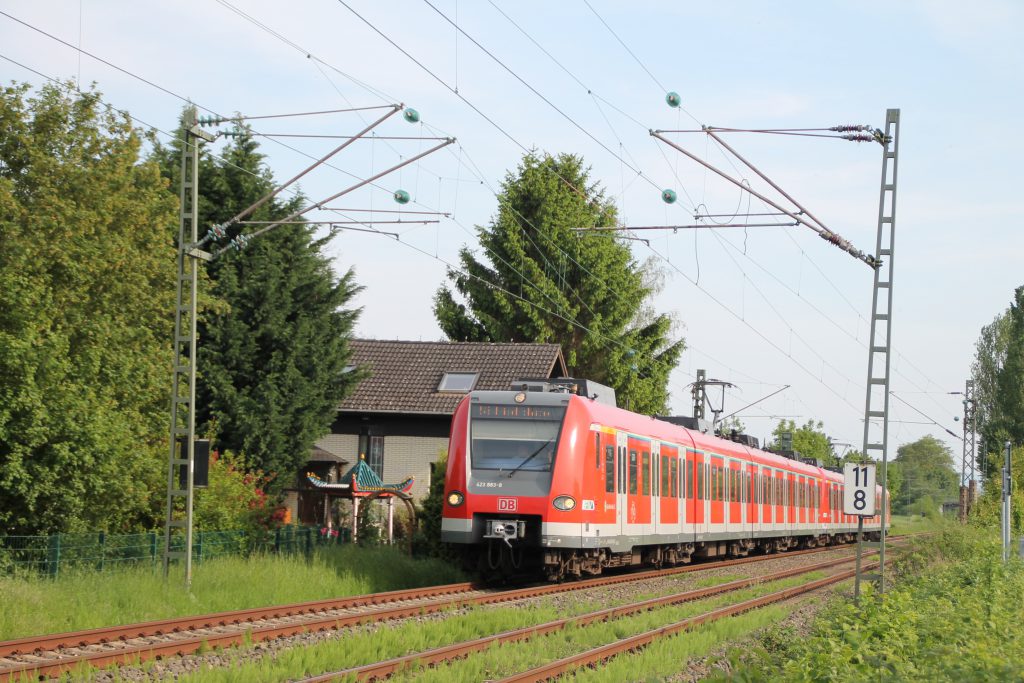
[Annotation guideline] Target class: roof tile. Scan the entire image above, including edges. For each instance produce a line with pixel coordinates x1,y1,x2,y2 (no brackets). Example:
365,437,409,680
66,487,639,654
340,339,566,415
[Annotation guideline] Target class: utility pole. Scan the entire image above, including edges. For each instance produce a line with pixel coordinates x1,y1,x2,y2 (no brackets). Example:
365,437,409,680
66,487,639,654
958,380,977,522
859,108,899,595
159,104,452,589
162,107,215,587
1003,441,1012,561
692,369,707,419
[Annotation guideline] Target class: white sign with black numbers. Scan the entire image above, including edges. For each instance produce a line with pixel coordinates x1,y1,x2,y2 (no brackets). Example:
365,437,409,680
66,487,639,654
843,463,876,516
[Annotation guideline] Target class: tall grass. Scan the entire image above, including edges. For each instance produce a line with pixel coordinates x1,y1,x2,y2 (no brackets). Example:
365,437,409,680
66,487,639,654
0,545,464,640
889,513,948,536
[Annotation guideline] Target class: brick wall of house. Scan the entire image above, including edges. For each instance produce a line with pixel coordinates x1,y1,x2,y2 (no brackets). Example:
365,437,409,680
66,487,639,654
381,435,448,500
314,434,359,465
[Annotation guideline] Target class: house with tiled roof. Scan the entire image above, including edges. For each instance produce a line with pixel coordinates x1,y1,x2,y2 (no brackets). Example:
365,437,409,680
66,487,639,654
288,339,567,523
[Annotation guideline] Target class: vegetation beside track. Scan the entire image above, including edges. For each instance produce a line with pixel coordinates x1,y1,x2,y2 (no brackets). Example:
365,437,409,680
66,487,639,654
146,572,826,682
0,545,464,640
717,528,1024,682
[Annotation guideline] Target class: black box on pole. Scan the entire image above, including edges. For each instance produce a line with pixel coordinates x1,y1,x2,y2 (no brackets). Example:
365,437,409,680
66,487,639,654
178,439,210,489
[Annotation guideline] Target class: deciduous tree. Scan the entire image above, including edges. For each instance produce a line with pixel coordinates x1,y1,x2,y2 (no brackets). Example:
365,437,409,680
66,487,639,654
769,419,837,466
892,436,959,512
434,152,683,414
0,83,177,534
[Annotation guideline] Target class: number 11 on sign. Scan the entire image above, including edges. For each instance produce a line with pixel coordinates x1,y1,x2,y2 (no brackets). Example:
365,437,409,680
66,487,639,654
843,463,876,516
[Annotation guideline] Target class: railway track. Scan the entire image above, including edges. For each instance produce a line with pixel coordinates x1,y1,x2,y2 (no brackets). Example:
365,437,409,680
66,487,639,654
300,551,879,682
0,539,909,681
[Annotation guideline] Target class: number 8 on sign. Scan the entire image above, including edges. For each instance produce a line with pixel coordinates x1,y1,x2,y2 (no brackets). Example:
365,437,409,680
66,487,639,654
843,463,876,516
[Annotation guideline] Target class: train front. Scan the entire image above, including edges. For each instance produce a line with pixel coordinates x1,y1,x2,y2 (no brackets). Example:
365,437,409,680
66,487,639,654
441,389,574,576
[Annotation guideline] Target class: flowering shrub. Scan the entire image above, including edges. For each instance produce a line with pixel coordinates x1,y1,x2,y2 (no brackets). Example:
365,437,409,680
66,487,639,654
192,451,280,532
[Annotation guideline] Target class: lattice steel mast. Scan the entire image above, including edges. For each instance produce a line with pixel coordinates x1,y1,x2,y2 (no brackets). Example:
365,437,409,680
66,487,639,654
860,108,899,594
959,379,978,521
163,107,215,586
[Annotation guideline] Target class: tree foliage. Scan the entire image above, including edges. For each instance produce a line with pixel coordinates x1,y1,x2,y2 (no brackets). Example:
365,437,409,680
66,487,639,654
434,152,683,414
0,83,177,534
995,287,1024,445
972,286,1024,477
768,419,837,466
152,122,363,493
891,436,959,512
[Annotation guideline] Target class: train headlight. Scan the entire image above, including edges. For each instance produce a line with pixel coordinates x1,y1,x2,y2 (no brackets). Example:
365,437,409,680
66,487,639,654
552,495,576,511
447,491,465,507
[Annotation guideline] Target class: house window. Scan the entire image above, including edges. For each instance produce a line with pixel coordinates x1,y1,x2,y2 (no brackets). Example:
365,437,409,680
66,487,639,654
367,436,384,478
359,433,385,478
438,372,479,392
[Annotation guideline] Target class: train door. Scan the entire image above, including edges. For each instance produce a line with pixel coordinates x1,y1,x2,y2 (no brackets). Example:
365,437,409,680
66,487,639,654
746,462,757,532
659,444,679,536
727,459,742,533
596,429,617,537
689,449,708,538
796,475,805,527
761,464,770,528
625,436,652,538
709,454,724,528
615,431,627,539
651,441,661,537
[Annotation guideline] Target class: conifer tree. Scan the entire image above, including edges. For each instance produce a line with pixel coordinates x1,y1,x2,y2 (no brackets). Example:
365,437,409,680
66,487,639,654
153,122,363,491
434,152,683,414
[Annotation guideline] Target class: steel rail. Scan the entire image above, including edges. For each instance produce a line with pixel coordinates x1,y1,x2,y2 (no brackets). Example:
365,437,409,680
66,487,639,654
300,552,879,682
499,562,880,682
0,581,478,658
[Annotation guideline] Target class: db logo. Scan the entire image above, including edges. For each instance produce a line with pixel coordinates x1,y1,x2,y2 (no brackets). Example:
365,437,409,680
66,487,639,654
497,498,518,512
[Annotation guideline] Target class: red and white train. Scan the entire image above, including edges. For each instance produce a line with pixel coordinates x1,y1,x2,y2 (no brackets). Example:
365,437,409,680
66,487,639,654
441,380,888,581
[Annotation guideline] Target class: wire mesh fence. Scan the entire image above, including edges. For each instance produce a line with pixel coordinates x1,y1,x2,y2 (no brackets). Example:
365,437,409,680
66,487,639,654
0,525,350,577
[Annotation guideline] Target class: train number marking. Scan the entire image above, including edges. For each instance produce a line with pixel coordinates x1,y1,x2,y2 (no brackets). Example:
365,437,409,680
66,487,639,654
497,498,518,512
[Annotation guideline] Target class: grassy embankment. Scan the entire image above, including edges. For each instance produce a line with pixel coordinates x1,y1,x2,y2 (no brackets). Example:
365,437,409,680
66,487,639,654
0,545,464,640
713,526,1024,682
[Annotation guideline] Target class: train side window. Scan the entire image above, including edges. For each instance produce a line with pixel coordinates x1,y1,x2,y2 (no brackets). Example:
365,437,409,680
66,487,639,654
629,450,638,495
671,458,678,498
594,433,600,469
686,459,693,499
641,452,650,496
696,461,703,500
660,455,669,497
604,446,615,493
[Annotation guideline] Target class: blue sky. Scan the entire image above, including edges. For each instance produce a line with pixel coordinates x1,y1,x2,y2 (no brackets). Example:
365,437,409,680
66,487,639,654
2,0,1021,472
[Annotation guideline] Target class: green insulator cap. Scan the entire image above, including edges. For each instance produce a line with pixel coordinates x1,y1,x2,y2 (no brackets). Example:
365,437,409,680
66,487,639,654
393,189,411,204
666,91,681,108
661,188,677,204
403,108,420,123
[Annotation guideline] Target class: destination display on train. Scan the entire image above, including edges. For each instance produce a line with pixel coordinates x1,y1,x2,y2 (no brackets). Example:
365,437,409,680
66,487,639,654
471,404,564,420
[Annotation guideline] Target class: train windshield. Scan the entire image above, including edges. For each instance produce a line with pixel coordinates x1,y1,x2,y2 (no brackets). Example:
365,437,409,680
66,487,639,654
469,403,566,473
